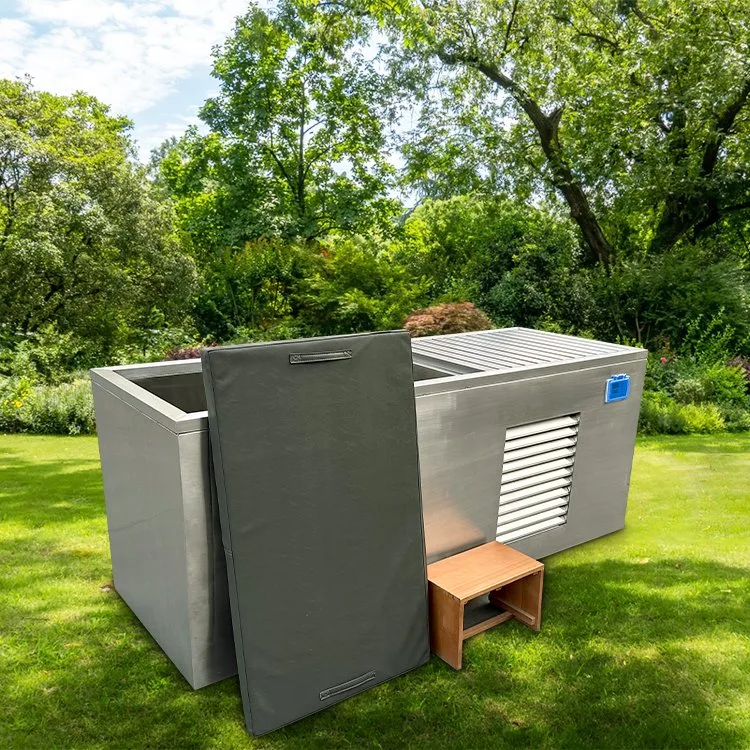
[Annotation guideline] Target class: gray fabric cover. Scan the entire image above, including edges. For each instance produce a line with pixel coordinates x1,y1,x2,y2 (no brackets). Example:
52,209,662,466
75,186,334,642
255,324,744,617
202,331,430,736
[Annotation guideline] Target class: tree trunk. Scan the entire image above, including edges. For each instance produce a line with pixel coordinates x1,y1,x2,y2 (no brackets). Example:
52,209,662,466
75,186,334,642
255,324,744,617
438,51,615,269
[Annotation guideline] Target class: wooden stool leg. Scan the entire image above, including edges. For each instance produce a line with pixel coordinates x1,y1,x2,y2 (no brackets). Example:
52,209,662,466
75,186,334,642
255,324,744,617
428,583,464,669
489,569,544,631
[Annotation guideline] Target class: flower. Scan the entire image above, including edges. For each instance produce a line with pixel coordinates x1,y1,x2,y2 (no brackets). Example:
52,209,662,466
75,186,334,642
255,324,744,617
660,357,668,364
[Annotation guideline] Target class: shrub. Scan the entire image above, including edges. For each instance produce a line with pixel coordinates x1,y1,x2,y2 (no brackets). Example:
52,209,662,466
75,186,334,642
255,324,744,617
679,403,726,434
404,302,494,337
639,392,726,435
727,355,750,387
699,363,749,407
644,345,750,435
671,377,708,405
0,378,95,435
0,326,86,385
165,346,205,361
639,392,687,435
719,405,750,432
0,377,33,433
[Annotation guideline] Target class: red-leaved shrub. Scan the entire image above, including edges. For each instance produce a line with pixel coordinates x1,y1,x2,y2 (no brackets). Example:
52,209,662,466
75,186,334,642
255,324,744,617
164,346,204,361
404,302,494,337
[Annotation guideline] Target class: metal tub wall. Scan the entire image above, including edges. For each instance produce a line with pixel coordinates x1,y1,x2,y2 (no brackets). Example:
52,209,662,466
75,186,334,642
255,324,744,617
91,362,235,689
414,358,646,564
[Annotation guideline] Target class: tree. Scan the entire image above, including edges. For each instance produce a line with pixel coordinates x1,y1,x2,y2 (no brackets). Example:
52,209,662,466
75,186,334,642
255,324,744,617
152,2,402,339
197,1,399,241
0,78,196,361
329,0,750,268
402,194,583,328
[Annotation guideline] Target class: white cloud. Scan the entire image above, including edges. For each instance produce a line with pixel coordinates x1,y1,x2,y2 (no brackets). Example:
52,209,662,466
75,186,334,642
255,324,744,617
0,0,249,114
134,113,203,157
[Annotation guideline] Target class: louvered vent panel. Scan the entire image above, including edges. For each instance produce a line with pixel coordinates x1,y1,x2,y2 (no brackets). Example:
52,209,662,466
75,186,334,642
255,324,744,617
497,414,580,544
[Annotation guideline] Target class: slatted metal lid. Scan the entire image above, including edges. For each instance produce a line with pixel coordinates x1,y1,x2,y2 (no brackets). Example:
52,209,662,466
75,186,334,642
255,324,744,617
411,327,644,375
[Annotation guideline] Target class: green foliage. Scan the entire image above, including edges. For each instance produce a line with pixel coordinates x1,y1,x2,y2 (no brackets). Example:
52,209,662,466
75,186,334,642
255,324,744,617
153,3,402,340
0,326,85,384
0,377,94,435
0,78,197,364
559,248,750,348
641,316,750,435
402,195,581,328
718,404,750,433
156,1,398,252
0,377,33,433
356,0,750,265
191,239,314,340
296,234,428,335
639,392,726,435
4,5,750,416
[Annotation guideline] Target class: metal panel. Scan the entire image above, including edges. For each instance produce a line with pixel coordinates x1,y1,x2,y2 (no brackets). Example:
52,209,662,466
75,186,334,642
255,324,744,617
177,429,236,687
415,359,645,563
202,331,429,736
412,327,643,373
92,381,235,688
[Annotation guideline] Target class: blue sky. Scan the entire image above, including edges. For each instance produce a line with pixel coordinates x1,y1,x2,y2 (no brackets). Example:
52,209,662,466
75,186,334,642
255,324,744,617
0,0,251,159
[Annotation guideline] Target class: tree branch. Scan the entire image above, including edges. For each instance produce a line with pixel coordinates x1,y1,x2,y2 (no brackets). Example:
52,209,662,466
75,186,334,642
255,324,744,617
502,0,519,55
437,49,615,268
264,145,296,195
720,199,750,215
700,76,750,177
650,76,750,252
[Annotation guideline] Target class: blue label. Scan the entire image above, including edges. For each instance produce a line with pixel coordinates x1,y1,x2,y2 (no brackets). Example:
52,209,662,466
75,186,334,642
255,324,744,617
605,374,631,403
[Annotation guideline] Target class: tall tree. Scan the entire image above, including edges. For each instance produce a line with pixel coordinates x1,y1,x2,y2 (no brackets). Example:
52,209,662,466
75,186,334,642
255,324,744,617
0,78,196,357
197,2,399,241
320,0,750,268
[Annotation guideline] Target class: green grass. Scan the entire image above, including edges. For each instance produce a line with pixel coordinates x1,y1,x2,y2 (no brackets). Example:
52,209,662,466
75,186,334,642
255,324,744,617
1,434,749,749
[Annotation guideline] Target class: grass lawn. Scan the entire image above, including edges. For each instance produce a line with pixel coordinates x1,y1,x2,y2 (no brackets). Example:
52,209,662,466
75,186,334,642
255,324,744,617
1,434,749,749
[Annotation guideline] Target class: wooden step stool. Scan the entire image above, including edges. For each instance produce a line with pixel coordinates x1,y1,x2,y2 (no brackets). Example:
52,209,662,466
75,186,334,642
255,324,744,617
427,541,544,669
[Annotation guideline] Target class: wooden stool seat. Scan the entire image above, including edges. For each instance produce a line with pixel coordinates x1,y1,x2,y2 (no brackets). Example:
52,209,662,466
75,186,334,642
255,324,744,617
427,541,544,669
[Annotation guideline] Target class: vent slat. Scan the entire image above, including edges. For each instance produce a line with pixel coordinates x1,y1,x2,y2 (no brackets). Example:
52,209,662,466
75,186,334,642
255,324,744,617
497,517,566,544
497,413,580,544
499,477,572,505
498,487,571,514
503,425,578,451
502,436,577,461
496,506,568,534
500,466,573,495
505,415,580,440
503,446,576,473
497,497,569,524
501,456,574,484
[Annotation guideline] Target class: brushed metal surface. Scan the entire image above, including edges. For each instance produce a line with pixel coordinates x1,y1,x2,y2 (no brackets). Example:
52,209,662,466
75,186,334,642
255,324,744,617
92,381,235,689
413,359,645,563
412,327,643,373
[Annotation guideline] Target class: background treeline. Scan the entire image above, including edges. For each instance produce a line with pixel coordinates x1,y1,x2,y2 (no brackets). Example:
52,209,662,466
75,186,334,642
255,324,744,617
2,0,750,435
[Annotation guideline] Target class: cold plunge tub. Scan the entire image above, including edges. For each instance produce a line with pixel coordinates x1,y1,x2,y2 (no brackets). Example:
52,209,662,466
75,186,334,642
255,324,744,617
90,328,646,689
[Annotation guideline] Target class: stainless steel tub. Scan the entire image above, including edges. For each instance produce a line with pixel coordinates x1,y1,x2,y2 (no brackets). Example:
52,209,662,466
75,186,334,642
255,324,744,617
91,328,646,688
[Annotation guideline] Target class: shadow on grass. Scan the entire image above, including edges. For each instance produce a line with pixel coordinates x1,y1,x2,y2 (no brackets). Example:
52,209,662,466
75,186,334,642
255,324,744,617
0,447,105,526
3,557,748,749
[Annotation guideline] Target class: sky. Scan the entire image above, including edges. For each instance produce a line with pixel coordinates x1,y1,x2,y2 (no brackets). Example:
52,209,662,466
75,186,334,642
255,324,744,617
0,0,252,159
